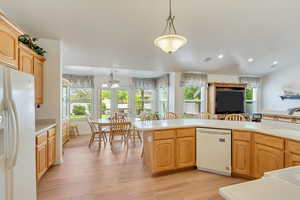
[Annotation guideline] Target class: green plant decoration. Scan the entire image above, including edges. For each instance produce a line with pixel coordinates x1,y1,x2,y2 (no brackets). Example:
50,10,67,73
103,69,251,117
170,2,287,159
18,34,47,56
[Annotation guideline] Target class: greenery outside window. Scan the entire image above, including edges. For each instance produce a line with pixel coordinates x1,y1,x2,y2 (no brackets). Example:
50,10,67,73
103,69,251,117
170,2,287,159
100,90,112,119
158,87,169,115
245,88,257,115
183,85,201,118
135,89,153,116
70,88,93,119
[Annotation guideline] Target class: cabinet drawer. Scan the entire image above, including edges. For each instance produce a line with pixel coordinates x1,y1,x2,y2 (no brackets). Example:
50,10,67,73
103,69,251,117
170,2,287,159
177,128,195,137
154,130,176,140
48,127,56,137
255,133,284,150
286,140,300,154
36,132,47,145
233,130,251,141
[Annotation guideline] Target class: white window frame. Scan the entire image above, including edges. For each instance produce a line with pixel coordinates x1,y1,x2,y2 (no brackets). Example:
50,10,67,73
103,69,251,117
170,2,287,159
69,87,94,120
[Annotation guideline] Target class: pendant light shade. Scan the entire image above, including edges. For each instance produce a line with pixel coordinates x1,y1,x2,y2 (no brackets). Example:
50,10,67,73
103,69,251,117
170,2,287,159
154,34,187,54
154,0,187,54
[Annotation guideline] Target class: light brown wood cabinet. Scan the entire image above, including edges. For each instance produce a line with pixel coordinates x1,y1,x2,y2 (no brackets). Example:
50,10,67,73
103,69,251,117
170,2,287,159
36,127,56,181
285,140,300,167
232,131,286,179
153,139,175,172
19,44,34,74
36,132,48,181
175,137,195,168
232,131,252,177
1,13,45,104
34,56,45,104
232,140,251,176
144,128,196,173
47,128,56,167
0,16,20,69
253,143,284,178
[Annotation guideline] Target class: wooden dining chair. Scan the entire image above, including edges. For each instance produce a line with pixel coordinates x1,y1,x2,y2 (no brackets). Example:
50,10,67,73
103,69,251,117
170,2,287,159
87,117,107,150
199,112,213,120
225,114,246,121
164,112,178,120
109,118,131,144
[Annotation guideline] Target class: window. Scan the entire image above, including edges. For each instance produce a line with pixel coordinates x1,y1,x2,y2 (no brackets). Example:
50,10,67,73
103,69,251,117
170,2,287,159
116,89,129,114
100,90,112,119
158,87,168,115
70,88,93,119
135,89,153,116
183,86,201,118
245,88,257,115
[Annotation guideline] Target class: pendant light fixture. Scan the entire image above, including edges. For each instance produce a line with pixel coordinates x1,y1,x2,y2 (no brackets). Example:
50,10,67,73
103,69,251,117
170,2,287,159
154,0,187,54
102,70,120,89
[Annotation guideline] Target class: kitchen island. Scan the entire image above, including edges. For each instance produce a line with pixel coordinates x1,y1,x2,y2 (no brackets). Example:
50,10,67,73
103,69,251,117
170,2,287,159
135,119,300,178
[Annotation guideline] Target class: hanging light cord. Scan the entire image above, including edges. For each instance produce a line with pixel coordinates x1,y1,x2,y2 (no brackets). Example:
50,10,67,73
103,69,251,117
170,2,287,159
162,0,177,35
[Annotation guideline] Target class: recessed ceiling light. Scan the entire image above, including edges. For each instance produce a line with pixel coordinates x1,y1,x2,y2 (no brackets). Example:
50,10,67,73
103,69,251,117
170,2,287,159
218,54,224,59
247,58,254,63
272,61,278,65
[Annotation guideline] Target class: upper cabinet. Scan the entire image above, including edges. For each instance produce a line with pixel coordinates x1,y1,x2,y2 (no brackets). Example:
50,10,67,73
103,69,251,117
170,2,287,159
34,55,45,104
0,16,20,69
19,44,34,74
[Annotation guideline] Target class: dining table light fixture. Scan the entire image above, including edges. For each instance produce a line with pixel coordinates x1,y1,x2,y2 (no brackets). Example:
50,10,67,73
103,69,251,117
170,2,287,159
102,71,120,88
154,0,187,54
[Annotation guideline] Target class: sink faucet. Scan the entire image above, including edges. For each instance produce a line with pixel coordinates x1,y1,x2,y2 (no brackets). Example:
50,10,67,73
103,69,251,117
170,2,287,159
288,107,300,115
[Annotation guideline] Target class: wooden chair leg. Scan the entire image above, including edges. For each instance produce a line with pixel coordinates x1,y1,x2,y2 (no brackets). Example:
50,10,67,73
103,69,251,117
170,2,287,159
89,133,95,148
137,130,142,142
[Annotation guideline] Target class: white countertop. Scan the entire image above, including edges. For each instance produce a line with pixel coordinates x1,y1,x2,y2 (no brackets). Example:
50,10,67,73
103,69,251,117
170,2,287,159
134,119,300,141
35,119,56,135
219,166,300,200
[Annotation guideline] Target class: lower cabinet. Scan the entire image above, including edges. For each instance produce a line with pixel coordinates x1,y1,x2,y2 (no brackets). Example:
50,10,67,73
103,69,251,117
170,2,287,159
153,139,175,172
36,127,56,181
253,143,284,178
175,137,196,168
47,128,56,167
148,128,196,173
285,139,300,167
232,140,251,176
36,132,48,181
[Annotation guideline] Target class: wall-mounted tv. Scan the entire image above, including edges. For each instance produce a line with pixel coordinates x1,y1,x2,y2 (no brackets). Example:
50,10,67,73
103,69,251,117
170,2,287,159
215,90,244,114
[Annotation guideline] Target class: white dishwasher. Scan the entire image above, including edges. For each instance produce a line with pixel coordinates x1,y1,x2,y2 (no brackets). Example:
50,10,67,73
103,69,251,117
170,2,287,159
196,128,231,176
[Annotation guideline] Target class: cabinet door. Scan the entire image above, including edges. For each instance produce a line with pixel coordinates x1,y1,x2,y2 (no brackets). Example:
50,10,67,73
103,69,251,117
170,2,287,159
232,140,251,176
285,152,300,167
36,142,48,181
19,46,34,74
33,57,44,104
254,143,284,178
47,136,56,167
175,137,195,168
153,139,175,172
0,19,19,69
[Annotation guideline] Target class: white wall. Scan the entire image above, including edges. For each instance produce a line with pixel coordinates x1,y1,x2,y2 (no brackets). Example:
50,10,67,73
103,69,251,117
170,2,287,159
261,65,300,111
35,39,63,164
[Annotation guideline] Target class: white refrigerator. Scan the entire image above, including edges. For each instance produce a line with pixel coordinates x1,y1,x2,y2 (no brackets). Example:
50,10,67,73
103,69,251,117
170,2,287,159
0,66,37,200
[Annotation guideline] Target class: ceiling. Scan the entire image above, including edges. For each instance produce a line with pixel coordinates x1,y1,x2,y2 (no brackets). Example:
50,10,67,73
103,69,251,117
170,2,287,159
2,0,300,76
63,65,166,78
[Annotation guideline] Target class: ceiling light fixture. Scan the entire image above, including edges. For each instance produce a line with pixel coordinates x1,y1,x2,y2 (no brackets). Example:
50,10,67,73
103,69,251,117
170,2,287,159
272,61,279,65
102,70,120,89
248,58,254,63
218,54,224,59
154,0,187,54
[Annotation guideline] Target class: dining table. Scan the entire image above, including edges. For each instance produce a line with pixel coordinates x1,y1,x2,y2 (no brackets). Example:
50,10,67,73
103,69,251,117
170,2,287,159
92,117,140,128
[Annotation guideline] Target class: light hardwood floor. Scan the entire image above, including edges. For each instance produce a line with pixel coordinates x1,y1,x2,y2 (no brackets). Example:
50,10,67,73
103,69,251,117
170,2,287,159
38,135,246,200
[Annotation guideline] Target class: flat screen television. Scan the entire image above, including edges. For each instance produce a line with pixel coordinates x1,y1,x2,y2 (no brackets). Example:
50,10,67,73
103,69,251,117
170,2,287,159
216,90,244,114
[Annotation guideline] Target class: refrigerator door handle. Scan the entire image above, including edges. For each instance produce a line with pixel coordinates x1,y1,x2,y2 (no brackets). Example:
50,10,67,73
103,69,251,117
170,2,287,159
6,99,19,169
